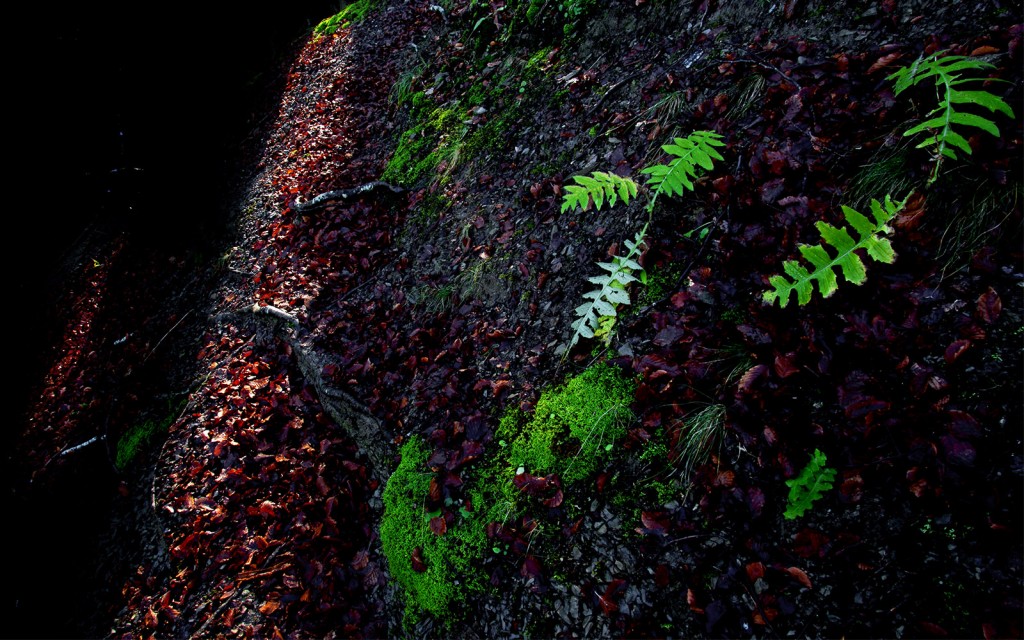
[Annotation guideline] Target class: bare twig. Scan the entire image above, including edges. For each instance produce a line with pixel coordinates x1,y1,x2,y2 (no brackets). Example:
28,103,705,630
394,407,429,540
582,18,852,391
142,309,193,365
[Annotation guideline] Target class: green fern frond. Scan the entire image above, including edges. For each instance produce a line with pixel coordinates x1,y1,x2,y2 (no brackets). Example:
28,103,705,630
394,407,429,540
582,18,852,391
640,130,724,207
784,449,836,520
888,51,1014,184
763,195,907,308
569,226,647,349
561,171,639,214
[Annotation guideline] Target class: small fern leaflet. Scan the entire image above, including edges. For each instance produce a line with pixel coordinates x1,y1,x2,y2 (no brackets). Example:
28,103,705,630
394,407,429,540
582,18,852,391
784,449,836,520
561,171,639,214
640,130,724,208
569,225,647,349
888,51,1014,184
763,195,907,308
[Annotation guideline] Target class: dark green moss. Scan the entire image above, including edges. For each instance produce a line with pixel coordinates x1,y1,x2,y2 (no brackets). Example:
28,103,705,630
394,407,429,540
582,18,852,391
313,0,379,37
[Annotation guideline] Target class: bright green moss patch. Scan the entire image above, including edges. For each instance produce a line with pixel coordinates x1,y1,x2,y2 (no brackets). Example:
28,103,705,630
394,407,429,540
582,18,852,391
507,362,635,482
380,363,635,627
382,100,465,187
380,438,495,626
313,0,378,37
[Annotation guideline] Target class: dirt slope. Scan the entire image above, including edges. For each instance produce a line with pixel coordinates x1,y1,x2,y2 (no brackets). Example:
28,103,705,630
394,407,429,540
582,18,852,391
12,1,1022,638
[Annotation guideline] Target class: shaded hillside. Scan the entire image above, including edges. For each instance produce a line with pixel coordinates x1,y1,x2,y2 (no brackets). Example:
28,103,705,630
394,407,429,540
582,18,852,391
12,1,1022,638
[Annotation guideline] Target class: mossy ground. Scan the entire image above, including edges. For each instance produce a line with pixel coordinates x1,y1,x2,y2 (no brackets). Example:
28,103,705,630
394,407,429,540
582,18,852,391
313,0,379,37
379,362,637,627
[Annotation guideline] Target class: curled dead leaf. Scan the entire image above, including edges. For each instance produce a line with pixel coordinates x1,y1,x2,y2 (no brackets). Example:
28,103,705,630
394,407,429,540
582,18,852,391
944,339,971,365
738,364,768,394
868,52,903,73
411,547,427,572
687,588,703,614
970,45,1000,56
786,566,813,589
976,287,1002,324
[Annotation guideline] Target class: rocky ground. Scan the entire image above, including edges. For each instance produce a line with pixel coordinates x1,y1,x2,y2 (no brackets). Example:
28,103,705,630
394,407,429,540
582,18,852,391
10,0,1022,638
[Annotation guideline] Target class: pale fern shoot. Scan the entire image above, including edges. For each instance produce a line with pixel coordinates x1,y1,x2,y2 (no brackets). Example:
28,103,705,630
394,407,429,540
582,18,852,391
561,130,724,351
569,226,647,349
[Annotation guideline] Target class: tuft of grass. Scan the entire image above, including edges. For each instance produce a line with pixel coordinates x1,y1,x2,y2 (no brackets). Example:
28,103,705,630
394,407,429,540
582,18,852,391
847,146,915,210
390,62,428,108
934,180,1021,277
725,74,766,121
672,403,726,481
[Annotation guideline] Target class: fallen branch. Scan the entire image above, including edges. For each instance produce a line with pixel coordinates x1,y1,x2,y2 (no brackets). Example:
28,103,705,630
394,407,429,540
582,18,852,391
291,181,405,212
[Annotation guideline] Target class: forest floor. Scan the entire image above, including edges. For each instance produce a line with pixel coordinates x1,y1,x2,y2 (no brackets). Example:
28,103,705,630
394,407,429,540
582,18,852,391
11,0,1023,638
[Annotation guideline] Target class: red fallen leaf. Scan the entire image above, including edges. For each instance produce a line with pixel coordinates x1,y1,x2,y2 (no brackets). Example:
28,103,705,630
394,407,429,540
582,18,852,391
894,192,926,230
428,476,443,502
713,470,735,487
144,607,159,629
513,472,553,495
686,588,703,614
654,564,670,587
598,579,627,616
793,528,829,558
944,339,971,364
940,434,977,467
738,364,768,393
868,52,903,74
773,352,799,378
747,486,766,516
976,287,1002,324
639,511,668,535
352,550,370,571
461,439,484,462
970,45,1000,56
948,410,981,438
982,622,997,639
411,547,427,572
918,621,949,637
520,554,542,579
746,561,766,581
492,379,512,398
840,471,864,503
908,476,929,498
260,598,280,614
429,516,447,536
443,471,464,488
543,488,564,508
316,475,330,495
786,566,812,589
